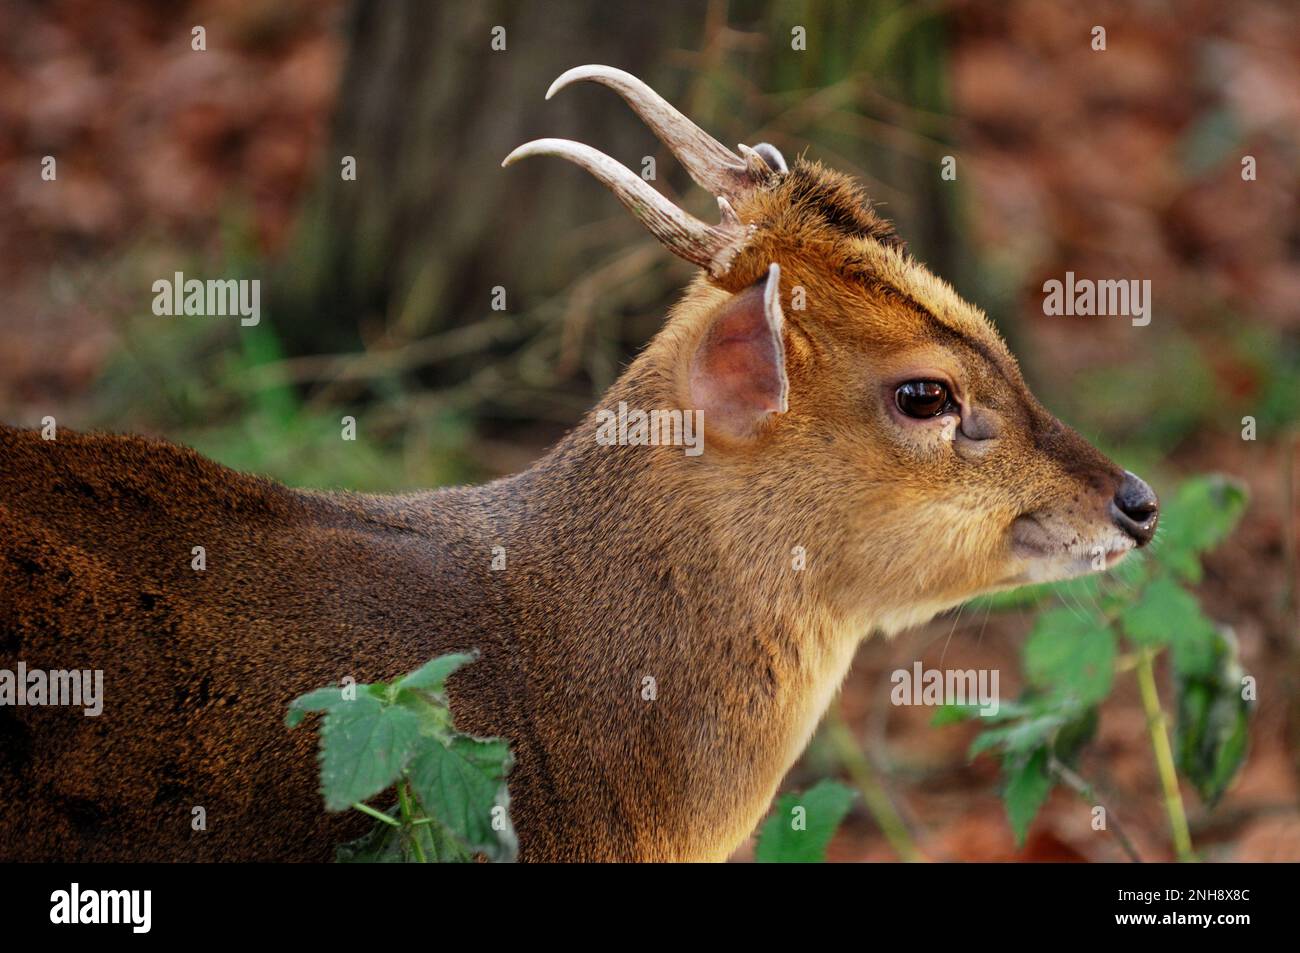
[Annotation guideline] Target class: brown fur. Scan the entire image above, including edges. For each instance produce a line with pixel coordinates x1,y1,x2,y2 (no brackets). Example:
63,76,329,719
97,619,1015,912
0,157,1130,861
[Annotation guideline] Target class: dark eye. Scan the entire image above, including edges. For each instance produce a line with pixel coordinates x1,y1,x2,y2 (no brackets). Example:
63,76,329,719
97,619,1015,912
895,380,956,419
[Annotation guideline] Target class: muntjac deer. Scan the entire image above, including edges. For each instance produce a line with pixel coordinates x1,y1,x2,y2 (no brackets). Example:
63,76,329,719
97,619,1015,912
0,66,1158,862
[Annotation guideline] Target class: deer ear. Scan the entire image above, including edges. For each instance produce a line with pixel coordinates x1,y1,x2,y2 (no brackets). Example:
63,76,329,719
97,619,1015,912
689,262,789,440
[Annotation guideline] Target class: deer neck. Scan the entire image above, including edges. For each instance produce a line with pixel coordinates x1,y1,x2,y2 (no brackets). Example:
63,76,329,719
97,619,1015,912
491,362,865,858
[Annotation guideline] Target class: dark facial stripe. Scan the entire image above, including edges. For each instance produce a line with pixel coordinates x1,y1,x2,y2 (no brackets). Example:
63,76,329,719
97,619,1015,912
787,166,903,248
856,276,1038,425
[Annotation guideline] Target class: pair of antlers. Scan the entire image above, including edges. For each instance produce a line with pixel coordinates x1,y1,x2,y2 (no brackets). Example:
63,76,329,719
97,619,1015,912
502,65,787,277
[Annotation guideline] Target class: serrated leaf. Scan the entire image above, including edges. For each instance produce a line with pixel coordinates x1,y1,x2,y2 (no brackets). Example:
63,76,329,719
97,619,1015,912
1121,570,1224,680
932,703,981,726
967,697,1095,768
419,813,475,863
755,780,855,863
1003,748,1053,847
1023,609,1115,705
969,713,1064,760
1120,576,1216,661
934,698,1035,727
398,651,478,694
285,685,350,727
1156,476,1248,582
317,695,423,811
407,734,516,862
1119,576,1177,647
388,682,455,737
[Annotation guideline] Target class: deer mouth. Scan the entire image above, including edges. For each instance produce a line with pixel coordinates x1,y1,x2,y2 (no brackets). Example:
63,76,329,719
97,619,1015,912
1009,512,1135,583
1102,547,1131,568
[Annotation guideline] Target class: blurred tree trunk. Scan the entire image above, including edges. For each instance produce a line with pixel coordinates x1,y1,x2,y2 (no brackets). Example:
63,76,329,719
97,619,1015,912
271,0,703,358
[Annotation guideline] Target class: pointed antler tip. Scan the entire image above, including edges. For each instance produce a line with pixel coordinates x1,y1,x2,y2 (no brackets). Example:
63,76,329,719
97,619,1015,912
502,138,589,168
506,70,759,276
501,141,546,167
546,64,615,100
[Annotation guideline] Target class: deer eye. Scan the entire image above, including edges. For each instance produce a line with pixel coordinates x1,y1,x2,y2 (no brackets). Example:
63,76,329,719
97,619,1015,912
895,380,956,419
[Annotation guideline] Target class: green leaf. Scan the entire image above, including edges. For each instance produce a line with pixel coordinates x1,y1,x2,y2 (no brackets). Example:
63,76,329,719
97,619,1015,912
1023,609,1116,705
1175,628,1253,806
967,698,1094,848
417,813,474,863
931,703,979,726
934,698,1037,727
970,712,1066,760
1155,476,1248,583
407,734,517,862
755,780,856,863
1003,748,1054,847
966,696,1094,765
1121,576,1182,648
316,694,423,811
288,653,518,861
285,685,351,728
931,702,1004,726
398,651,478,694
1121,576,1220,677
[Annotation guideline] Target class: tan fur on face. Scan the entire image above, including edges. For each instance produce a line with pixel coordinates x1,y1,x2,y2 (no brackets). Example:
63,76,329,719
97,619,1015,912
646,160,1130,631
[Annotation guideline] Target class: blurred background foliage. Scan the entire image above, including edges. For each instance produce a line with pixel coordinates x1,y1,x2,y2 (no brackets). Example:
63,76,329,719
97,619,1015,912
0,0,1296,859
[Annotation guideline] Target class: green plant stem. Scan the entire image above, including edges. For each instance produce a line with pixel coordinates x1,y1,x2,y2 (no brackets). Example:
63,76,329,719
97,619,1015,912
352,801,400,827
827,704,926,862
1134,649,1195,861
397,780,428,863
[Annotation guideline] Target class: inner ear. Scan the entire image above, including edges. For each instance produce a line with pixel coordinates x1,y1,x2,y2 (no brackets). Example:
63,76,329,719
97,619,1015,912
688,262,789,441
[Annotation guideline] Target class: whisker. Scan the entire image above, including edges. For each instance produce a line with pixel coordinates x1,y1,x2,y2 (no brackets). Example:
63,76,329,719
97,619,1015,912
975,596,994,649
938,599,968,668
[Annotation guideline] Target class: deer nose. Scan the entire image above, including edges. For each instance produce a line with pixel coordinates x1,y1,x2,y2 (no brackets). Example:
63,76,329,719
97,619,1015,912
1110,471,1159,546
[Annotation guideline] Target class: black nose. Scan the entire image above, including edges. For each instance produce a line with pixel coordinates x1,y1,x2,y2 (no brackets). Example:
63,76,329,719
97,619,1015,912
1111,471,1159,546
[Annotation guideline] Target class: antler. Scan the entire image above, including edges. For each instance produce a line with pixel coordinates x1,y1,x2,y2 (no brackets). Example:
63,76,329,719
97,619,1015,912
502,139,749,277
546,65,771,199
503,65,783,278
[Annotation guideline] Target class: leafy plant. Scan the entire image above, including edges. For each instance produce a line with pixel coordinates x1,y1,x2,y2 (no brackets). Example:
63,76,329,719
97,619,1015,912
287,652,517,862
755,780,856,863
940,475,1251,860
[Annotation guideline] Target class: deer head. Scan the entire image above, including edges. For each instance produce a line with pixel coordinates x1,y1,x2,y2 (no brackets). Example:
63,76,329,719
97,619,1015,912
504,66,1158,639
